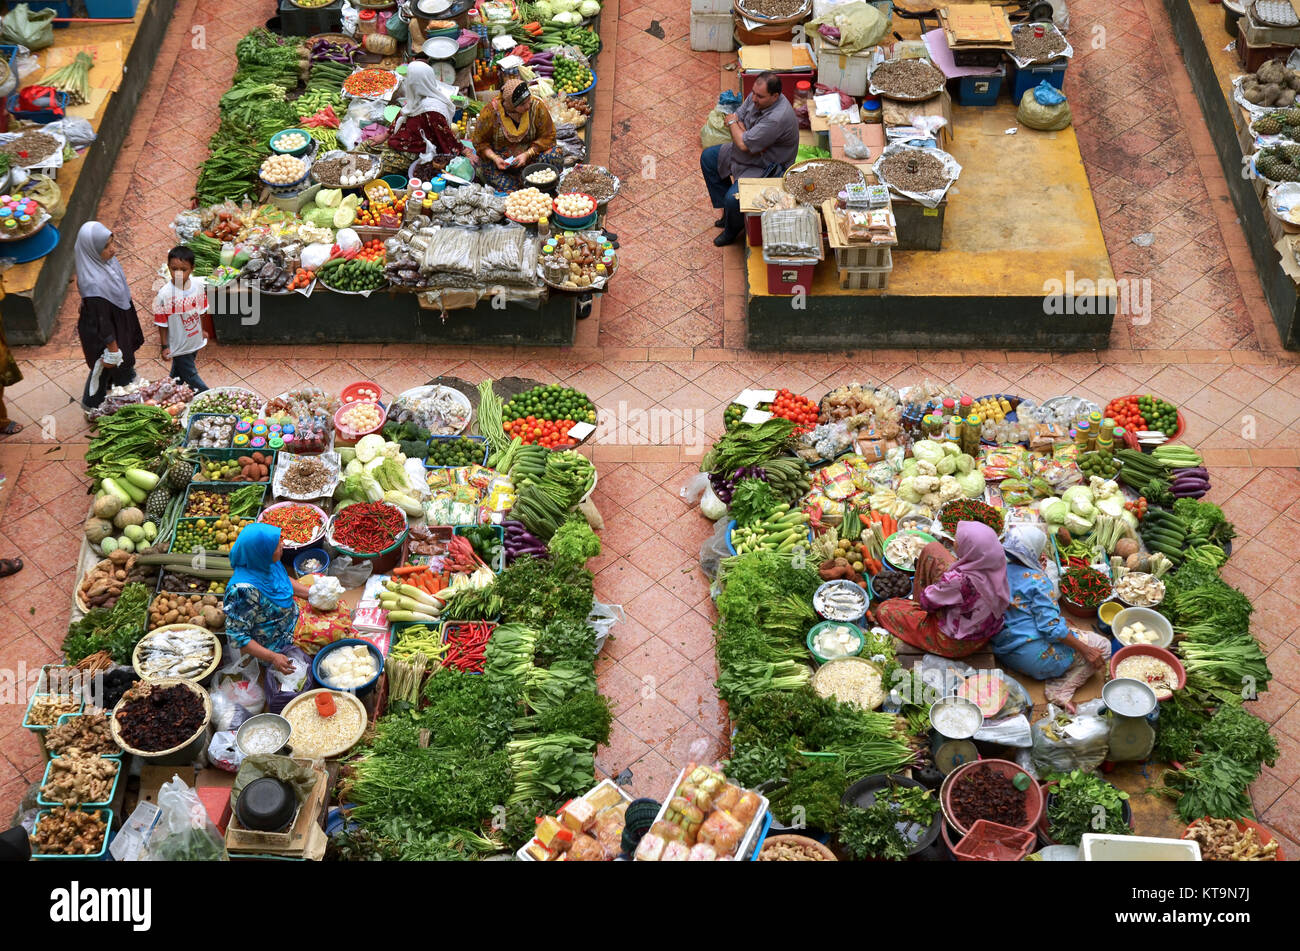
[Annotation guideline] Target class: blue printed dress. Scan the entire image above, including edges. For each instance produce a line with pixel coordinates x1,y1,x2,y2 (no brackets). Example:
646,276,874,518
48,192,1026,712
990,565,1076,680
222,583,299,655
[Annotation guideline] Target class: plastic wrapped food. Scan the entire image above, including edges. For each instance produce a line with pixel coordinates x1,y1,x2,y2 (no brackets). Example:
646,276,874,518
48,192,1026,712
478,224,527,273
761,205,823,261
651,820,686,843
713,784,742,813
731,791,762,825
697,810,746,857
634,833,666,862
567,832,608,861
421,226,479,276
688,842,719,861
661,841,691,861
592,805,626,855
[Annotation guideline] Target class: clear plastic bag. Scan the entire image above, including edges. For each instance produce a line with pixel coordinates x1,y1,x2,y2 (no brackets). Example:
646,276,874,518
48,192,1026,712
699,518,734,581
422,226,479,276
588,601,625,653
1030,701,1111,774
207,731,244,772
843,128,872,160
308,575,346,611
143,776,228,861
328,554,374,588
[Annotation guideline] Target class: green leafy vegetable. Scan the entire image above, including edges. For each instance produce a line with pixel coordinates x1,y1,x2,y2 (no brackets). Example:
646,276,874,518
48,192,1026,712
838,784,940,861
62,583,150,664
1045,770,1131,845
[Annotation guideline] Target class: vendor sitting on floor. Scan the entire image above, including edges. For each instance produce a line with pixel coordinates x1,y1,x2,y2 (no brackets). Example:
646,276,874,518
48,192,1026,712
472,78,567,192
383,61,465,161
992,525,1111,713
876,522,1010,659
223,523,311,676
699,72,799,247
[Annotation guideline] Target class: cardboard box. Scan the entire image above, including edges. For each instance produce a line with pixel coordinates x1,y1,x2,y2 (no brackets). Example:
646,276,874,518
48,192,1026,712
225,759,329,859
882,88,954,150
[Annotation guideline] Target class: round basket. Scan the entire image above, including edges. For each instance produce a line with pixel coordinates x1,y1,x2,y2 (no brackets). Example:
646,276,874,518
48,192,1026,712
1109,644,1185,701
811,655,885,710
132,625,222,683
326,502,408,569
731,0,810,26
552,192,599,228
1039,782,1134,846
782,158,867,206
869,59,947,101
941,758,1043,837
259,501,329,550
1182,817,1287,861
935,501,1006,540
110,678,212,760
813,579,869,622
341,380,382,404
310,152,380,189
757,834,838,861
882,529,938,573
520,163,561,193
389,383,473,435
866,569,912,602
1109,606,1173,649
333,400,386,442
183,386,265,426
556,164,620,208
260,162,312,197
1110,394,1185,449
280,688,368,759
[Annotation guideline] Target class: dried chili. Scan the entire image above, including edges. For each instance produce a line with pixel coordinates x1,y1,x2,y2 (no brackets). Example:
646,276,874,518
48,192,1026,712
332,501,405,553
261,504,324,545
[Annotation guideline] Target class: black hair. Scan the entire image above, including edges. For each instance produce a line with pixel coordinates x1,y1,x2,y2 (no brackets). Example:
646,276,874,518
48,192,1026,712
754,71,783,95
167,245,195,266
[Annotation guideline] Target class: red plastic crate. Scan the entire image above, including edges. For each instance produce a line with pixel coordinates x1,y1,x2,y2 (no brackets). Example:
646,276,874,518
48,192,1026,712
765,261,816,295
952,820,1037,861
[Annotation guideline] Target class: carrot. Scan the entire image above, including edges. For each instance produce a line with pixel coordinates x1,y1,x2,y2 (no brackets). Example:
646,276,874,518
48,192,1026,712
392,565,425,576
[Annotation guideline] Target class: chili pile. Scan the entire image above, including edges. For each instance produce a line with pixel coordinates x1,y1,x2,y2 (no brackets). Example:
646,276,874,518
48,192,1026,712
332,501,405,553
261,504,324,545
442,621,495,673
939,498,1005,537
1060,566,1112,608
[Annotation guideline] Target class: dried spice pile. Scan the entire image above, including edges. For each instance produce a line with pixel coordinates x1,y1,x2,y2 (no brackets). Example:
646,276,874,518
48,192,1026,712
951,768,1028,829
784,161,865,205
1013,28,1067,62
561,166,616,201
282,456,331,495
878,150,951,192
871,59,945,99
1,131,59,166
740,0,805,17
115,683,206,751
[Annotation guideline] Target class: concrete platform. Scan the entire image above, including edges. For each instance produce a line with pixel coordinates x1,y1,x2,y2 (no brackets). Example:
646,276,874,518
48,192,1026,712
4,0,176,345
746,101,1119,351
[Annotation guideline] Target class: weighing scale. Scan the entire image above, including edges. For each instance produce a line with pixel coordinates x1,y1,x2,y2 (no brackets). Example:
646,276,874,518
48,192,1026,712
1101,678,1158,762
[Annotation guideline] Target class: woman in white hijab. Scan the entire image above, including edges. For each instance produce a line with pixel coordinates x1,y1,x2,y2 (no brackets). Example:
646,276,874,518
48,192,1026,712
75,221,143,411
384,61,464,160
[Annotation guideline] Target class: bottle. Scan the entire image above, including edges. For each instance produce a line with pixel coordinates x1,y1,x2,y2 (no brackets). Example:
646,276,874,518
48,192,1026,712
962,414,982,456
981,418,995,442
861,97,882,124
948,415,964,443
1088,411,1103,435
1074,419,1091,450
537,215,550,239
941,397,956,419
959,395,973,415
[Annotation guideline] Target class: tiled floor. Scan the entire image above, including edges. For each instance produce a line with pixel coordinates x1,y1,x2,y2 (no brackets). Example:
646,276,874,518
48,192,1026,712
2,0,1299,845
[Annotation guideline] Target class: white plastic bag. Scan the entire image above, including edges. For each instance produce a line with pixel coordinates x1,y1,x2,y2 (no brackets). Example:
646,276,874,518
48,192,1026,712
270,653,310,694
308,575,346,611
587,601,625,653
328,554,373,588
335,227,362,253
301,242,333,271
207,731,244,772
1030,701,1111,774
843,128,872,160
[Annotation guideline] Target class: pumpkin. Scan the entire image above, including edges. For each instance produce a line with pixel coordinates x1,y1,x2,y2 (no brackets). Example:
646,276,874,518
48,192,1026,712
93,493,122,520
113,506,145,529
84,517,114,544
364,33,397,55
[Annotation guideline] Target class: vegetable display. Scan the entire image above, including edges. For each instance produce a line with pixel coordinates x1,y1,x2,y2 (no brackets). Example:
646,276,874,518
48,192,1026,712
1045,771,1130,845
1059,566,1112,608
838,783,940,861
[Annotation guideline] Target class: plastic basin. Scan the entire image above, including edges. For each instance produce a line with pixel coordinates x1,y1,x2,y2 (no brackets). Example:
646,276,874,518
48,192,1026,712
1109,606,1173,649
311,638,385,696
806,619,864,663
881,530,937,573
1109,644,1185,701
941,759,1043,837
341,381,382,405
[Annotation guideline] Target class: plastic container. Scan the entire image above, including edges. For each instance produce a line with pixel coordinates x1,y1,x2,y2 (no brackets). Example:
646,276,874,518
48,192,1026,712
806,619,865,663
1182,817,1286,861
190,447,277,485
37,756,122,808
765,260,816,295
724,518,813,556
6,90,69,124
1009,58,1068,101
292,547,331,578
85,0,140,14
31,809,113,859
23,694,82,732
1079,833,1201,861
941,759,1044,837
333,400,386,444
1109,606,1173,649
1109,644,1185,700
381,174,408,191
841,774,941,857
341,381,382,405
955,67,1005,106
10,1,72,27
259,501,329,550
953,819,1037,861
552,192,598,229
184,413,237,448
270,128,312,156
311,638,385,696
881,530,938,573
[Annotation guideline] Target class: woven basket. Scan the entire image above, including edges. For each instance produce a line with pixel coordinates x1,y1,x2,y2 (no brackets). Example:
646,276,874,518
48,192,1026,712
757,834,838,861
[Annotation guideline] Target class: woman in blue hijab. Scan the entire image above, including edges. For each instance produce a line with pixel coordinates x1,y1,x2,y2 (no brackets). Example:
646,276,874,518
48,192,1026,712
223,524,311,674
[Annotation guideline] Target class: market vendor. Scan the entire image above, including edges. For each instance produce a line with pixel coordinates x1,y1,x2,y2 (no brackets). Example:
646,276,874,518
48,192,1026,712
383,61,464,161
472,78,566,192
223,523,311,675
992,525,1111,713
699,72,799,247
876,522,1010,659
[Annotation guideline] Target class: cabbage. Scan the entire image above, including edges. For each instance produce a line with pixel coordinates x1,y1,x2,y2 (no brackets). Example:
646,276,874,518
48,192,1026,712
360,474,385,503
935,455,957,476
911,439,945,466
333,205,356,228
1095,494,1125,518
953,470,985,498
552,0,580,10
355,434,386,463
954,454,974,475
1040,498,1068,525
303,205,337,229
897,483,923,504
1064,512,1093,536
942,441,960,456
533,0,554,15
317,188,342,208
1060,485,1092,506
901,458,918,477
578,0,600,14
1068,494,1094,519
345,459,364,477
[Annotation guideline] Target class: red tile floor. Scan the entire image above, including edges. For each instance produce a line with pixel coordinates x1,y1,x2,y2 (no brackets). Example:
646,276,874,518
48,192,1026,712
2,0,1300,844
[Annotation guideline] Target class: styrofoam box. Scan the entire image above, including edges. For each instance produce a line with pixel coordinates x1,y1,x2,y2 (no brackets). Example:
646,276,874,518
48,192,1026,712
515,778,634,861
691,12,735,52
691,0,731,13
1080,833,1202,861
812,34,872,97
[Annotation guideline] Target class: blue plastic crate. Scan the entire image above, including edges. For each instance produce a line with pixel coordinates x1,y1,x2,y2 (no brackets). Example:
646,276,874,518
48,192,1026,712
955,67,1005,107
85,0,139,16
37,755,123,808
9,1,72,26
32,809,113,860
1010,58,1068,102
7,90,69,124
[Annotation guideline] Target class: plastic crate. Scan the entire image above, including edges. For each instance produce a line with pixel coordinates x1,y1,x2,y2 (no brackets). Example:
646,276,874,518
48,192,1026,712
182,481,268,520
440,621,497,674
839,252,893,290
85,0,139,16
23,694,82,732
952,819,1037,861
765,261,817,295
10,1,72,27
893,197,947,252
190,447,276,485
169,516,250,556
424,434,489,469
31,809,113,860
955,67,1005,106
1010,58,1068,101
37,756,123,808
7,90,69,124
185,413,237,448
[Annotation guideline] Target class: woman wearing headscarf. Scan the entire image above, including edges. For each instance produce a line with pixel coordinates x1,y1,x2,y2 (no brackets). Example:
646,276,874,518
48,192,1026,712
472,77,566,191
383,61,464,163
223,524,312,674
875,522,1011,658
993,525,1111,712
75,222,143,411
0,271,23,437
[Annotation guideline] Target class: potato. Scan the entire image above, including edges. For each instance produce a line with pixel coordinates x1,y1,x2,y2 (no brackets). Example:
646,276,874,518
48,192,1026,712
237,456,253,466
164,609,179,624
1262,82,1283,105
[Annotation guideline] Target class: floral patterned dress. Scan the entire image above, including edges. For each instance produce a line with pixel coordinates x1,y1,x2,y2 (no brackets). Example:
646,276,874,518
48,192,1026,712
990,565,1077,679
223,583,300,655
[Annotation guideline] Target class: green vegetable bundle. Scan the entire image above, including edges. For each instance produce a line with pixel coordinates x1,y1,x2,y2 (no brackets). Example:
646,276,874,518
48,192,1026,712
703,417,796,475
63,582,150,664
1045,770,1131,845
86,405,177,482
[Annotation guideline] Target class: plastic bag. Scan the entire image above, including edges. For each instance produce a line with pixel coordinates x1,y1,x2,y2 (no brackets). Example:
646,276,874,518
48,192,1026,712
300,241,332,271
328,554,373,588
45,117,95,148
143,776,228,861
334,227,362,253
265,645,313,712
588,601,625,653
308,575,346,611
701,108,731,149
1030,701,1111,774
808,2,889,54
207,731,244,772
699,518,734,581
2,7,56,51
843,128,872,160
1017,84,1072,131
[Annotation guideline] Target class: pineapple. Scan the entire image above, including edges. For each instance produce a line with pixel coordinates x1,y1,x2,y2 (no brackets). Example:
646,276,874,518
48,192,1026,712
145,486,171,521
162,446,196,492
1256,115,1283,134
1276,163,1300,181
1284,107,1300,123
1282,143,1300,164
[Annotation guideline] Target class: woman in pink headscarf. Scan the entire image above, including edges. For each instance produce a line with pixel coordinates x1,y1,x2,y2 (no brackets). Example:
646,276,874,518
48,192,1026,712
876,522,1011,658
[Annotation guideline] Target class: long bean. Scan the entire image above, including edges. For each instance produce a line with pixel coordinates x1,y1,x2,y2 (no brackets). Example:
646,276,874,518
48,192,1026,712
477,380,509,453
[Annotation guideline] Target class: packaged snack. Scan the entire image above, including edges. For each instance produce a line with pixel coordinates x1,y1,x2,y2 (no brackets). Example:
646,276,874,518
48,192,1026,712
731,791,762,825
688,842,718,861
568,833,607,861
713,784,742,812
525,840,555,861
651,820,686,843
661,841,690,861
697,810,746,857
592,807,626,855
634,833,666,862
560,797,596,832
585,784,624,812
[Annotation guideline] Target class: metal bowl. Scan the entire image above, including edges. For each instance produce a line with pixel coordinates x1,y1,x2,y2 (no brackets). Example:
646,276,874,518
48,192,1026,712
1101,678,1157,718
236,712,292,757
929,695,983,740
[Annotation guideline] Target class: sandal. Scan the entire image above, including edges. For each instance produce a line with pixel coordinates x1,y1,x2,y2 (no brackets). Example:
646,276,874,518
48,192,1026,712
0,421,22,436
0,558,22,578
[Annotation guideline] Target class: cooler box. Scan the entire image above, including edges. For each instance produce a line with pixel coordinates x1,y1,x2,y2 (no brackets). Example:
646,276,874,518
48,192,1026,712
1010,58,1068,101
954,66,1004,106
765,261,817,295
691,11,733,50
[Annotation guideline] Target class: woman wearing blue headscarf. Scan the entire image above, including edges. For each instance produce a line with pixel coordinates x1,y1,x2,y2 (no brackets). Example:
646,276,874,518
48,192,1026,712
223,524,311,674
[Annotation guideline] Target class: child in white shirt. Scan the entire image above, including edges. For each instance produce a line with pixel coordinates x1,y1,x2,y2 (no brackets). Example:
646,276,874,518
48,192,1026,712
153,246,208,392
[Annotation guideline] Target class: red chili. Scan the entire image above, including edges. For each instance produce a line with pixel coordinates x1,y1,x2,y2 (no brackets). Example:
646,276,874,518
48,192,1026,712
333,501,404,553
